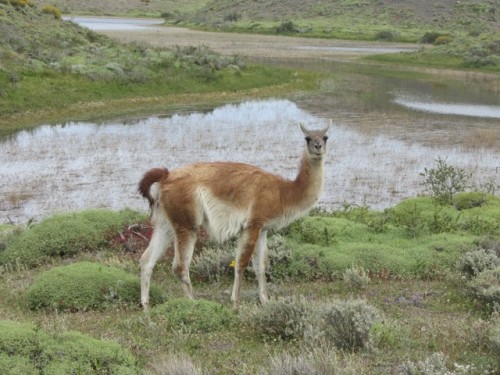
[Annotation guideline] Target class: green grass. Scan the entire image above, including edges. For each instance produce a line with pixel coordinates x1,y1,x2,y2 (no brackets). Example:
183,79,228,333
0,195,498,373
25,261,165,311
0,320,139,374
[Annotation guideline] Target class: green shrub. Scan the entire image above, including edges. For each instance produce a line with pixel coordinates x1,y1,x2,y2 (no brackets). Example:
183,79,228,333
276,20,299,34
25,261,164,311
245,296,317,340
420,32,444,44
376,30,396,41
0,320,139,374
420,157,471,205
0,353,37,375
0,209,144,269
390,202,425,238
320,299,380,351
457,249,499,278
453,192,487,210
151,298,236,333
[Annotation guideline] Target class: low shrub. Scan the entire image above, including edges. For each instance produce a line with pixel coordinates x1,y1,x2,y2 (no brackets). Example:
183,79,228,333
320,299,381,351
489,313,500,356
0,320,139,374
343,265,370,290
245,296,317,341
397,352,451,375
376,30,396,41
0,209,144,269
41,4,61,19
453,192,487,210
420,157,471,205
457,249,499,278
468,266,500,311
147,355,204,375
191,240,235,282
276,20,299,34
150,298,236,333
261,349,341,375
420,32,444,44
434,35,452,45
25,261,165,311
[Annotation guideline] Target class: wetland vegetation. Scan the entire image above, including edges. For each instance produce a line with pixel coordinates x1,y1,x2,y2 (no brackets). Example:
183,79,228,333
0,0,499,374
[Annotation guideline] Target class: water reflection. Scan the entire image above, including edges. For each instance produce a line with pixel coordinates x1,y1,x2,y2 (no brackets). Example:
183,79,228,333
1,100,498,223
63,16,164,31
394,96,500,118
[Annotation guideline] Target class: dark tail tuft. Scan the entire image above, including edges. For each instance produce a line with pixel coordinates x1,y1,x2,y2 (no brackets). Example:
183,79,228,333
138,168,169,208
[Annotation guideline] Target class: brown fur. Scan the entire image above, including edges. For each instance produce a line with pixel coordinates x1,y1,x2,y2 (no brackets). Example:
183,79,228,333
138,168,169,208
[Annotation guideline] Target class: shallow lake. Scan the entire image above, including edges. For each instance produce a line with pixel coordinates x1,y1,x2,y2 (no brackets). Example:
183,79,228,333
1,99,498,223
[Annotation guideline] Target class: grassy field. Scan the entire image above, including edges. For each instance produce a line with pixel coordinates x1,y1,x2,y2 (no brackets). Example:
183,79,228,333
0,2,319,136
0,191,499,374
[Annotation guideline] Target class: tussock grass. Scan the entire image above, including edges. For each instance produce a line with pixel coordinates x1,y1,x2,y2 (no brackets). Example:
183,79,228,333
25,261,165,311
0,209,144,269
0,320,139,374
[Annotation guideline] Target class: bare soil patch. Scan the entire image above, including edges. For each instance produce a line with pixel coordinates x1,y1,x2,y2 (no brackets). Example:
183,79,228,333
99,25,418,61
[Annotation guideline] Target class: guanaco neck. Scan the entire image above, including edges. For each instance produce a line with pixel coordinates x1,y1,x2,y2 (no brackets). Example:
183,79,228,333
287,150,325,210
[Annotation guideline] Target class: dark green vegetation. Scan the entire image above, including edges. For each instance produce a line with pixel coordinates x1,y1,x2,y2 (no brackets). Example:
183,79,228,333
26,261,165,311
0,175,499,373
0,320,140,374
0,2,315,136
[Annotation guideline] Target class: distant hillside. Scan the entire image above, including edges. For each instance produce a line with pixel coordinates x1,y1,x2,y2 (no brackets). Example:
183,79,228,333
38,0,499,38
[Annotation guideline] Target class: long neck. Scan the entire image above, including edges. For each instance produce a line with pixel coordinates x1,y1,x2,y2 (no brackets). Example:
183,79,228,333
287,151,325,210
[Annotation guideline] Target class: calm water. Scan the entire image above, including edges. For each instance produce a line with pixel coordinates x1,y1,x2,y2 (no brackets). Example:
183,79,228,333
1,99,498,223
63,16,164,31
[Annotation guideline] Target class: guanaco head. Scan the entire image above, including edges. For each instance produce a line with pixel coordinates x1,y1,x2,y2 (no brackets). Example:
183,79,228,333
300,122,330,161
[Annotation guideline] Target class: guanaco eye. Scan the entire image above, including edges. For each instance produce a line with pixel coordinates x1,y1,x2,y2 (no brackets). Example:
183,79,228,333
323,136,328,141
305,136,311,142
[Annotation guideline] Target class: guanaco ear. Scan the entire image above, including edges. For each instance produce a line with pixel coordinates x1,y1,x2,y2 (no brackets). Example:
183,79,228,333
320,119,332,136
300,123,308,135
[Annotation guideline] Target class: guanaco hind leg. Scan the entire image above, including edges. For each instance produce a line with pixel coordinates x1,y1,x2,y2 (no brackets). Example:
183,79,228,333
140,228,172,309
171,229,197,300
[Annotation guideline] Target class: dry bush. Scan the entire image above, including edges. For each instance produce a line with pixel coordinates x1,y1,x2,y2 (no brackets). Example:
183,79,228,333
457,249,499,278
260,348,340,375
343,265,370,290
147,355,205,375
320,299,381,352
397,353,453,375
244,296,318,341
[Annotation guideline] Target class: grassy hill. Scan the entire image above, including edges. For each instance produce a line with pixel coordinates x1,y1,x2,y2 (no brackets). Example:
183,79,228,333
0,0,312,135
34,0,500,72
37,0,499,41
